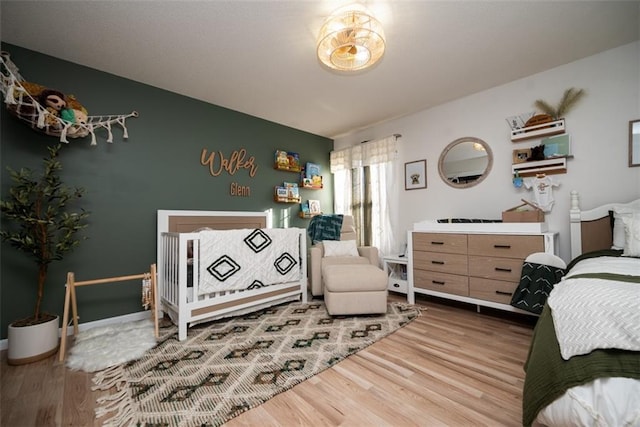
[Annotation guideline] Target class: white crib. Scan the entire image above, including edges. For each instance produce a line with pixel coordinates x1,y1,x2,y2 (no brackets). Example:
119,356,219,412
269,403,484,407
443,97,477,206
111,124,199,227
157,210,307,340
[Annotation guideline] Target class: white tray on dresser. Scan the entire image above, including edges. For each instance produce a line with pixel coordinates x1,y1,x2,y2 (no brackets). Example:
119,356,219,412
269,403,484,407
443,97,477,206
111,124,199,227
413,220,548,234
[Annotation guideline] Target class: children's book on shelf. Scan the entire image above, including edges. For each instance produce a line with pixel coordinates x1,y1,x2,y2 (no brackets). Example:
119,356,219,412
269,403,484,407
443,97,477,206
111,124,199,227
284,182,299,200
275,186,289,202
275,182,300,202
308,199,321,214
305,162,321,178
274,150,301,172
302,162,323,188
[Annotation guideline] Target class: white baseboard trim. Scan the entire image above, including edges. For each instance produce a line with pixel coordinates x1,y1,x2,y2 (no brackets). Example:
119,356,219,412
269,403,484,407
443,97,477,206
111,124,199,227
0,311,152,351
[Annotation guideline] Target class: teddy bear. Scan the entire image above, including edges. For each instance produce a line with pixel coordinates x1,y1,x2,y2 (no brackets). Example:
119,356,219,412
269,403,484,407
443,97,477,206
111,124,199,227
17,81,46,98
8,75,93,137
60,108,76,124
39,89,66,113
65,94,85,111
66,108,89,137
38,89,67,127
64,94,89,131
51,92,89,136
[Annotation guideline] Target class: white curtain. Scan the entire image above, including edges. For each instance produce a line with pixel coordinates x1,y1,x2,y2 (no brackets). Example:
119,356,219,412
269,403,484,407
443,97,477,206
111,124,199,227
330,135,399,258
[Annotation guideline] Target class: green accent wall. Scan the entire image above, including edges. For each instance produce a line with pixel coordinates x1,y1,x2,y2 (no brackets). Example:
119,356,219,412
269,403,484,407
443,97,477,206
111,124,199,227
0,44,334,339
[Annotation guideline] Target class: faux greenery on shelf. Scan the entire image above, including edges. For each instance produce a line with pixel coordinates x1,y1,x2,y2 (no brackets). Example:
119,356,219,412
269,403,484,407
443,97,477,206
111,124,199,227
534,87,586,120
0,144,90,325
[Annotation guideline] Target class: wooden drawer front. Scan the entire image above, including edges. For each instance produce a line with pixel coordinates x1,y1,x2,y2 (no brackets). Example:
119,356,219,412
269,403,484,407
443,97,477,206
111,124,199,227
468,256,523,282
468,234,543,259
413,270,468,296
469,277,517,304
413,233,467,255
413,252,468,275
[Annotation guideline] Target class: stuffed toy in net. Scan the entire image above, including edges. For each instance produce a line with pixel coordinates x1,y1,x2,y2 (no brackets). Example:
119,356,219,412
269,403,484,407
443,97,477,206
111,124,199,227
1,51,137,145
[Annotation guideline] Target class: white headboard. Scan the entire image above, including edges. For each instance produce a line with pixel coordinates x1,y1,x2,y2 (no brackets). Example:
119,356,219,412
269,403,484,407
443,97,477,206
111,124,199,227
569,191,640,259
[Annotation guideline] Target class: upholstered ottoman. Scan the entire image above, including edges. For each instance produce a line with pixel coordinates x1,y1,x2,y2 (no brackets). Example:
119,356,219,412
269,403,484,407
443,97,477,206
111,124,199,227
322,264,388,315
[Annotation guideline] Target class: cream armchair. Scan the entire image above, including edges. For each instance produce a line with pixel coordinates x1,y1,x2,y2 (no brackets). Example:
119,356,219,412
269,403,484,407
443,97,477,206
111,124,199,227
308,215,380,296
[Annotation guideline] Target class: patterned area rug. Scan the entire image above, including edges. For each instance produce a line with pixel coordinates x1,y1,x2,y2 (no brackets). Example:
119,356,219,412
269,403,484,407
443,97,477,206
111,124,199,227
93,300,420,427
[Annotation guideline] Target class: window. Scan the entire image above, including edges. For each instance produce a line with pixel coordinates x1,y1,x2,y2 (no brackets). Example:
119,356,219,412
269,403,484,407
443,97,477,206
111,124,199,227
331,136,399,256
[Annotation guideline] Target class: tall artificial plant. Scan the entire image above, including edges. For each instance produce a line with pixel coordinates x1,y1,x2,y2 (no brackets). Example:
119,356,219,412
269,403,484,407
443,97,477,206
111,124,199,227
0,144,89,325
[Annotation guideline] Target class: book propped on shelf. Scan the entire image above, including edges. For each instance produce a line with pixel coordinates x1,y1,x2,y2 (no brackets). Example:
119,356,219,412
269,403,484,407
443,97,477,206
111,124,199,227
308,199,321,215
274,150,301,172
302,162,323,188
274,182,301,203
305,162,321,178
284,182,299,200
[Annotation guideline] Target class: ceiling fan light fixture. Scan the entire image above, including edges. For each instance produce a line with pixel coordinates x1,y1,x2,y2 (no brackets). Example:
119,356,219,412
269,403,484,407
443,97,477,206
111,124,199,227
473,142,486,152
317,6,385,72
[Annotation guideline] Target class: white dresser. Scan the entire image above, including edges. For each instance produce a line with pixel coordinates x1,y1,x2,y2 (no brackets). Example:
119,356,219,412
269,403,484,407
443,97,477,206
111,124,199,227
407,222,557,314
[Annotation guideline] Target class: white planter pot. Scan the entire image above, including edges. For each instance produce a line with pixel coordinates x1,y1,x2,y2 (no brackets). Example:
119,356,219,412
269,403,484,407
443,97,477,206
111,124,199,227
7,315,59,365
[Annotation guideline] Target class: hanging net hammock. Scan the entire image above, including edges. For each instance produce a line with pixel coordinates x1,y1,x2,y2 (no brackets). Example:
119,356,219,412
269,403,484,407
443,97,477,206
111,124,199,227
1,51,138,145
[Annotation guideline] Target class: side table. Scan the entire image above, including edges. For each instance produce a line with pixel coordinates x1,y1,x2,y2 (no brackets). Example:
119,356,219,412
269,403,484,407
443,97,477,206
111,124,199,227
382,255,409,299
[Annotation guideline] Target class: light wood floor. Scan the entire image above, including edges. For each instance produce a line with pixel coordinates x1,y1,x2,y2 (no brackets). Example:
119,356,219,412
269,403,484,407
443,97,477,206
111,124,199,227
1,294,536,427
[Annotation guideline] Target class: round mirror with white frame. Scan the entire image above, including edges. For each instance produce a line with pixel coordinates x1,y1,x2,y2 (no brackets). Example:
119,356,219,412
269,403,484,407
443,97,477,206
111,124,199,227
438,137,493,188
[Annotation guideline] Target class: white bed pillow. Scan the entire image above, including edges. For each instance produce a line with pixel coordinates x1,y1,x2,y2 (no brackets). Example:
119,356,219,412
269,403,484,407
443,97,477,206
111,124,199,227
612,207,637,250
620,212,640,257
322,240,359,257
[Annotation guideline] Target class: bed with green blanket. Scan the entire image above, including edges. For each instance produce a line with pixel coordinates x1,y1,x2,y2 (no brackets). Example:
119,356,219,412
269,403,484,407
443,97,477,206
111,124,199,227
522,249,640,426
523,303,640,425
522,192,640,426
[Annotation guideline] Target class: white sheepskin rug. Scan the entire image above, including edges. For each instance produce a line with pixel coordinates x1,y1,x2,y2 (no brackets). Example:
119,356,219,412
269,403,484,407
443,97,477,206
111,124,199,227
65,319,157,372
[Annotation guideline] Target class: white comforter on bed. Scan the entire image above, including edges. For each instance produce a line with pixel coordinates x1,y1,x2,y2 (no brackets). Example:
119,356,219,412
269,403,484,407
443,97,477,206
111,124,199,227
197,228,301,294
536,377,640,427
547,256,640,360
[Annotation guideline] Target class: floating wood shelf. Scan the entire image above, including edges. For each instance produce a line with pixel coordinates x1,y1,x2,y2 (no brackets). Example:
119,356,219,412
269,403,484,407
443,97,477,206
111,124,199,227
301,183,323,189
274,164,302,173
511,119,565,142
299,212,321,219
274,196,301,204
512,157,568,177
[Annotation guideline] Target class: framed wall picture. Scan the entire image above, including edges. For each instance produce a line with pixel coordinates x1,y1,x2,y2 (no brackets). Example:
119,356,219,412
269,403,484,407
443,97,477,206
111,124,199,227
405,160,427,190
630,119,640,167
512,148,532,164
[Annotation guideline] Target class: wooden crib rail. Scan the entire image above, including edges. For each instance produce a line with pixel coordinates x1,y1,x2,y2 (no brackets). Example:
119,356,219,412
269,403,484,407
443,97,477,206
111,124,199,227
58,264,158,362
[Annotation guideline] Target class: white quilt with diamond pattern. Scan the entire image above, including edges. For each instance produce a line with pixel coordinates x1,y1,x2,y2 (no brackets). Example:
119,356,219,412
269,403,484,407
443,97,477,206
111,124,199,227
197,228,301,295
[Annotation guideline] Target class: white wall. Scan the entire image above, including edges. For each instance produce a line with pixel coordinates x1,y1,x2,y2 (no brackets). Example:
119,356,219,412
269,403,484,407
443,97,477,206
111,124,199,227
334,42,640,262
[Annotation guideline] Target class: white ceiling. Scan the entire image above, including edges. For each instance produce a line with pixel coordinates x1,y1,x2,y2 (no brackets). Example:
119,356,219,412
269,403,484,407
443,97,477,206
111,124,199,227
1,1,639,139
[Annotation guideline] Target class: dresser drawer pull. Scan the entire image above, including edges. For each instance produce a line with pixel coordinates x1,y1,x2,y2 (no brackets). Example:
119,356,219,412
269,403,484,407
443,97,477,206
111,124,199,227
494,244,511,249
431,260,445,265
494,267,512,272
495,290,513,296
393,283,400,288
431,241,445,245
432,280,445,285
